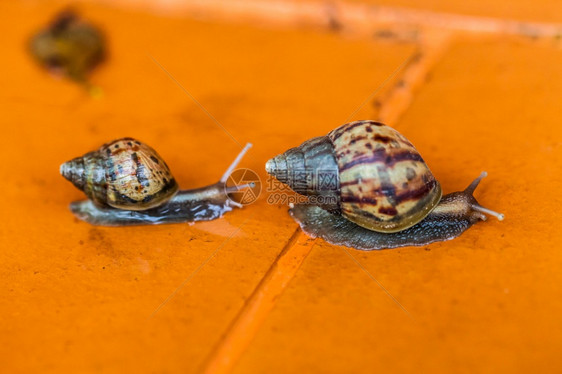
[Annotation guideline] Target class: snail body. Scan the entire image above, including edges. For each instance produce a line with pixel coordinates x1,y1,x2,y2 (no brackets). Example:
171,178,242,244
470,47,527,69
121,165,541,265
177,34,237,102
61,138,253,226
266,120,503,250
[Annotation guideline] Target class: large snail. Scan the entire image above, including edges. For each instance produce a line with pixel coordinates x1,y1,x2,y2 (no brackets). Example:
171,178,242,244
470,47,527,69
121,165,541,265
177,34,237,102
60,138,253,226
266,120,504,250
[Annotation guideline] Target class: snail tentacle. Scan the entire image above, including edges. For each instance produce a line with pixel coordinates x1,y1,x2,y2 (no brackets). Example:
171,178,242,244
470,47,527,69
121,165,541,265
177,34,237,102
220,143,253,183
464,171,504,221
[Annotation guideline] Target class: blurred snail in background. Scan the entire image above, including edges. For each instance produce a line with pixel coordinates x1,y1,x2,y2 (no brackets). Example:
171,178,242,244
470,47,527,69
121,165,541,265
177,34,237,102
266,120,504,250
29,9,105,88
60,138,253,226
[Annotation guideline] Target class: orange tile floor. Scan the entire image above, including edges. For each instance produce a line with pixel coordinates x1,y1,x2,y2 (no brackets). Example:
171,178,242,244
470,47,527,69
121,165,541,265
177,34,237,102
1,1,561,373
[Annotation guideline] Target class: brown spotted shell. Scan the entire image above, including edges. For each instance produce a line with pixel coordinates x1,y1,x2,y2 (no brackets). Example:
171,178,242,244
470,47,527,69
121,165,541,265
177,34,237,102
60,138,178,210
328,121,441,232
265,120,442,233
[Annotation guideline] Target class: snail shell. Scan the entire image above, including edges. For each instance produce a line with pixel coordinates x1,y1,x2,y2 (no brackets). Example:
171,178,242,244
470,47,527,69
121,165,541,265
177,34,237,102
266,120,442,233
60,138,178,211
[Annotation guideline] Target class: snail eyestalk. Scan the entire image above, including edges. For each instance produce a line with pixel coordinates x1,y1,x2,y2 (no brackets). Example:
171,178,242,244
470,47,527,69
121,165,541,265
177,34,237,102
465,171,488,195
220,143,253,183
465,171,504,221
224,182,255,193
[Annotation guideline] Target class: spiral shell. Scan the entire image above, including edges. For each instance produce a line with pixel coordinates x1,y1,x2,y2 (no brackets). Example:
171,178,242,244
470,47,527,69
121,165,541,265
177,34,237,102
266,120,442,233
60,138,178,210
328,120,441,232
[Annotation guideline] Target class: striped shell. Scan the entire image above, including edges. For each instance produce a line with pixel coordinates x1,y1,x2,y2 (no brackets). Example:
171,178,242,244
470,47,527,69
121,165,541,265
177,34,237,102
60,138,178,210
328,121,441,232
265,120,442,233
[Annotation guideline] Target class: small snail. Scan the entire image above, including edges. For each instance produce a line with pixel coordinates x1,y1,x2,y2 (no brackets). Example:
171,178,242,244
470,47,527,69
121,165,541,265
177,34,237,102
29,10,105,85
60,138,253,226
266,120,504,250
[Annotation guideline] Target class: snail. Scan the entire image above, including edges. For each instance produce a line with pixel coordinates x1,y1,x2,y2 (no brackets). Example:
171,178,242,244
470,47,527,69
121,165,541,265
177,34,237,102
29,10,105,87
60,138,253,226
266,120,504,250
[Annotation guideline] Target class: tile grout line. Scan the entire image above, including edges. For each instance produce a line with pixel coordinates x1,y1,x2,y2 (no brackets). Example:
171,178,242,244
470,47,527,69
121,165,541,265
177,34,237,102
200,227,315,374
375,31,454,126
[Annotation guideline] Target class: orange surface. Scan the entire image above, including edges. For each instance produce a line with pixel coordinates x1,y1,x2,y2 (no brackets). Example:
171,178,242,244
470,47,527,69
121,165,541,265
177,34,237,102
1,1,561,373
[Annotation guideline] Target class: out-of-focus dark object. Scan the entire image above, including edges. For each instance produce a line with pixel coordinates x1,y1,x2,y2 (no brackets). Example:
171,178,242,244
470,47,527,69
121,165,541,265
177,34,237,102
29,9,105,85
